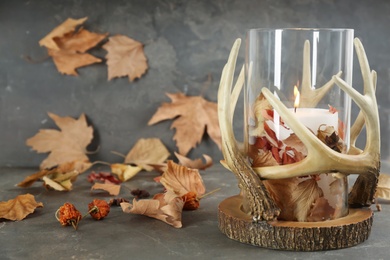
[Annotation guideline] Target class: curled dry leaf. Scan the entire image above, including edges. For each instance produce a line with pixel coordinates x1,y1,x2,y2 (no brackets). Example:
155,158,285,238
160,161,206,197
43,170,80,191
91,183,121,196
110,163,142,182
121,191,184,228
174,152,213,170
26,112,93,171
39,17,88,50
0,194,43,221
148,92,221,156
102,35,148,81
124,138,170,171
18,161,89,188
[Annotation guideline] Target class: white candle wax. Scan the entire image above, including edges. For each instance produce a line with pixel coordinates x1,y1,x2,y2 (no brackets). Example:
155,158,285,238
271,108,338,140
290,108,338,133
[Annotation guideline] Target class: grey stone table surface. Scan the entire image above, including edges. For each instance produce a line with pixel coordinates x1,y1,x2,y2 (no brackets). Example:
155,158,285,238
1,164,390,260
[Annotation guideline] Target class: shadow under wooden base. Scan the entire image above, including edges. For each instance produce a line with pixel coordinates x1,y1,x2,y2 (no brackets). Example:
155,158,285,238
218,195,373,251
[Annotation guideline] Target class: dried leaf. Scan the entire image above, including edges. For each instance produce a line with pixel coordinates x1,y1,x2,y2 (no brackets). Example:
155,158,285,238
48,49,102,76
54,29,107,53
124,138,170,171
292,178,323,222
307,197,335,222
263,178,299,220
174,152,213,170
283,134,308,156
102,35,148,81
43,170,80,191
250,94,273,137
91,183,121,196
18,161,89,188
148,92,221,156
375,173,390,199
251,150,279,167
110,163,142,182
39,17,88,50
160,161,206,197
121,191,184,228
0,194,43,221
26,113,93,170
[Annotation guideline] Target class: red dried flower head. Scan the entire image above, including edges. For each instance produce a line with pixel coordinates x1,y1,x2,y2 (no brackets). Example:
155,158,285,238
88,199,110,220
56,202,82,229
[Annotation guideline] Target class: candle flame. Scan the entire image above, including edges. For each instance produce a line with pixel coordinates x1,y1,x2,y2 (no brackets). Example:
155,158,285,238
294,85,300,110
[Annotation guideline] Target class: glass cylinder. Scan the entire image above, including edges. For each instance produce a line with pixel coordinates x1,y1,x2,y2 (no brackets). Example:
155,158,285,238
245,28,354,222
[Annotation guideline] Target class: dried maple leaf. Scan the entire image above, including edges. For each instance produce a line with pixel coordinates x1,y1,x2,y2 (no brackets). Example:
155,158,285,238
148,92,221,156
110,163,142,182
160,161,206,197
174,152,213,170
0,194,43,221
306,197,335,222
124,138,170,171
39,17,106,76
39,17,88,50
292,178,323,222
91,183,121,196
26,112,93,170
121,191,184,228
102,35,148,81
48,49,102,76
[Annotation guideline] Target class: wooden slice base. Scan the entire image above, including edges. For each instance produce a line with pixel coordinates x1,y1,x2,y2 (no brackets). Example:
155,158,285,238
218,195,373,251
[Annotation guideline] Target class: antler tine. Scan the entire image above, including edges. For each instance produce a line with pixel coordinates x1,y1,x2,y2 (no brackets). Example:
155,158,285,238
333,39,380,155
230,64,245,122
300,40,341,107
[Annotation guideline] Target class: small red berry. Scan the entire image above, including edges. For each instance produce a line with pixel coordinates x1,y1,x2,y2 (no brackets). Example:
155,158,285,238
88,199,110,220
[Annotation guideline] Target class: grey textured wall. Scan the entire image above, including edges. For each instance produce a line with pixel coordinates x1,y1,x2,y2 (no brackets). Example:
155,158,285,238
1,0,389,167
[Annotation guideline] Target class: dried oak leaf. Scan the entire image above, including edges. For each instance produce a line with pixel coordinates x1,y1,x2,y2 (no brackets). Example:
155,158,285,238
375,173,390,199
102,35,148,81
0,194,43,221
174,152,213,170
39,17,88,50
26,112,93,171
121,191,184,228
148,92,221,156
124,138,170,171
91,183,121,196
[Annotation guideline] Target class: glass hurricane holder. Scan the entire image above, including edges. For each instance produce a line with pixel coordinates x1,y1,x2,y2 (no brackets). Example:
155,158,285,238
245,29,354,222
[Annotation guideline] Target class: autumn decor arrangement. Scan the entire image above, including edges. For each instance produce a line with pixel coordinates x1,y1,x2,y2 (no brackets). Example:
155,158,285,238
217,29,381,251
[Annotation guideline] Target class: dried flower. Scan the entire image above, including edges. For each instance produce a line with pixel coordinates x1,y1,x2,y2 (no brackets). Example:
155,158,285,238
56,202,82,230
88,199,110,220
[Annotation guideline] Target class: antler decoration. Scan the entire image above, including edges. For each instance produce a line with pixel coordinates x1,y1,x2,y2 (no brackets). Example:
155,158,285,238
300,40,342,107
253,38,380,206
218,39,280,221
